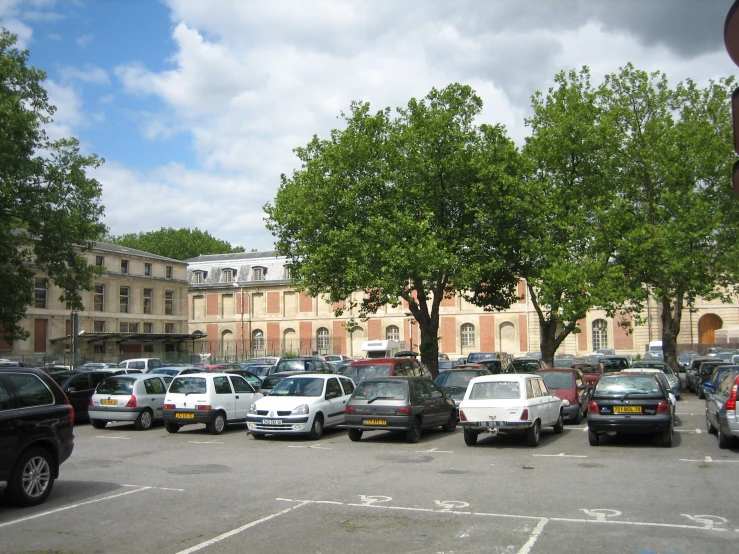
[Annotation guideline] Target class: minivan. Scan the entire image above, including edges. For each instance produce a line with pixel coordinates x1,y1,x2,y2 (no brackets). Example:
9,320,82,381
118,358,165,372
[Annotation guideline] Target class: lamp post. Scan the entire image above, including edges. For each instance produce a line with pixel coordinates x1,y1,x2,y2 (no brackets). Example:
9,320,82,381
405,312,415,352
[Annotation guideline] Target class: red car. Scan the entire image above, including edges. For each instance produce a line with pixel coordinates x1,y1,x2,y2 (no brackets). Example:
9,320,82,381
537,368,589,424
572,362,604,393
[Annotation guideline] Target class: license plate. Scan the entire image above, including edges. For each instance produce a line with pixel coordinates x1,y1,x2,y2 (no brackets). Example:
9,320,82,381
101,399,117,406
482,421,506,427
363,419,387,425
262,419,282,425
614,406,642,413
175,412,195,419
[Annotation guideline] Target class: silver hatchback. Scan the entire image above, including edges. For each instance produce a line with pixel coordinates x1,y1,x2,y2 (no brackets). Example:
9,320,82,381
89,374,169,430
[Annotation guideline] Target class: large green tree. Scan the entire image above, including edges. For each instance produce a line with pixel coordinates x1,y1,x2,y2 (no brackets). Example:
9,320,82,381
265,84,525,377
0,29,105,342
106,227,245,260
604,65,739,371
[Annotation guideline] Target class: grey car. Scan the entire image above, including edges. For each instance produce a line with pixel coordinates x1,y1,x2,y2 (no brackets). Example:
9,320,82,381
705,369,739,449
633,360,681,399
88,374,169,430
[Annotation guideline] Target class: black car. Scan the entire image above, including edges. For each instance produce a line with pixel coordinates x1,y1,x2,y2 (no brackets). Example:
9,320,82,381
0,366,75,506
685,356,716,392
434,367,492,417
44,370,113,420
696,361,729,399
587,372,673,447
344,376,457,443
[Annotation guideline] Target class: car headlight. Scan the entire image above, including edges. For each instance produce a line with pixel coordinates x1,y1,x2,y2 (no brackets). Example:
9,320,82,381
291,404,309,415
561,399,570,407
249,403,258,414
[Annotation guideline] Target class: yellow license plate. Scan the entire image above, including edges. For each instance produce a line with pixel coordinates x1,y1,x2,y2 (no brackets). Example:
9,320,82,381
175,412,195,419
101,399,117,406
614,406,642,413
363,419,387,425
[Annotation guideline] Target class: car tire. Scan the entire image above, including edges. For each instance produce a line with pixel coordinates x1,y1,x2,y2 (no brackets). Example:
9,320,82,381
134,409,153,431
348,428,363,442
441,411,457,433
309,414,324,440
7,447,55,507
553,412,564,434
526,421,541,447
406,418,422,443
251,432,266,440
660,429,673,448
207,412,227,435
588,428,599,446
90,419,107,429
463,428,478,446
697,389,704,400
574,407,582,425
718,425,732,449
164,421,180,434
706,416,717,435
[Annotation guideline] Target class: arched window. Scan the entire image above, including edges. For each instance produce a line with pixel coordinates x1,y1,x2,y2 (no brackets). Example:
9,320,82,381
461,323,475,347
386,325,400,341
252,329,264,350
592,319,608,351
316,327,330,350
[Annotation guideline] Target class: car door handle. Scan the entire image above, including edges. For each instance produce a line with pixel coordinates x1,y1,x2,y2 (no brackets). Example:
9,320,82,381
235,395,240,399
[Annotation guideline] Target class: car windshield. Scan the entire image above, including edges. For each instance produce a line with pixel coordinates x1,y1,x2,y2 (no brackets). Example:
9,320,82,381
96,377,135,395
261,375,287,389
469,381,521,400
595,375,661,395
552,358,574,368
353,380,407,401
275,360,310,371
435,371,478,388
510,360,540,373
248,365,271,377
344,364,393,383
168,377,207,394
270,377,324,397
601,358,628,373
540,372,574,389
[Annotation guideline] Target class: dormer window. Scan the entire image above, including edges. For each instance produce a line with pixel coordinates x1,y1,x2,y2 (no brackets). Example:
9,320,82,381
252,267,265,281
283,266,291,280
222,268,236,283
193,271,207,284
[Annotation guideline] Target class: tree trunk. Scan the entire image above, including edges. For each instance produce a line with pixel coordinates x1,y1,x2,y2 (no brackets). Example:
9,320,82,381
528,283,577,368
407,277,444,379
660,293,683,373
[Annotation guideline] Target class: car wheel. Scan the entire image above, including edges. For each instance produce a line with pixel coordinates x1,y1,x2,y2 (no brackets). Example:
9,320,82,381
441,411,457,433
8,447,54,507
718,425,732,449
697,389,704,400
526,421,541,447
134,409,153,431
706,415,717,435
574,407,582,425
251,432,266,440
553,412,564,434
309,414,324,440
164,421,180,434
588,428,600,446
463,428,478,446
405,418,422,443
660,429,673,448
348,428,363,442
90,419,107,429
207,412,226,435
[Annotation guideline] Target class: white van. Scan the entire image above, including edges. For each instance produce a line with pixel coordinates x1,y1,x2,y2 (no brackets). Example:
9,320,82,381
118,358,164,372
648,341,663,353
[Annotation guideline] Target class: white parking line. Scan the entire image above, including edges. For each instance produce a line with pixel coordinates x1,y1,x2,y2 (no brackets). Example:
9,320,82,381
95,435,130,440
0,486,151,529
287,444,332,450
188,441,224,444
533,453,587,458
679,455,739,463
415,447,452,453
518,518,548,554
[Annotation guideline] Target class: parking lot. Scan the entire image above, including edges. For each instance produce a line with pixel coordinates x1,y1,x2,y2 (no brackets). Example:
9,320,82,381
1,395,737,554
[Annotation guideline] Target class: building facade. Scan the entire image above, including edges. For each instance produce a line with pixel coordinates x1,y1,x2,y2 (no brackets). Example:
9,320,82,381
186,252,739,361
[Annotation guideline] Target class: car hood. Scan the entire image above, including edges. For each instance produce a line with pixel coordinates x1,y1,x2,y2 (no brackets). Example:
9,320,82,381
254,395,322,411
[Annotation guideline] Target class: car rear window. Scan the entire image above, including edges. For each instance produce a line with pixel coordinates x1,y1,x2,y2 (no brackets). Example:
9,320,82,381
595,375,661,395
601,358,628,372
168,376,207,395
540,372,574,389
261,375,286,389
276,360,312,372
469,381,521,400
96,377,135,395
5,374,54,407
510,360,540,373
271,377,324,397
435,371,478,388
353,380,407,401
344,364,393,383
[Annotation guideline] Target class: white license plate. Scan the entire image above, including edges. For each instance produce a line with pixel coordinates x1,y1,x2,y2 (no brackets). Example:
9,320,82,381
482,421,506,427
262,419,282,425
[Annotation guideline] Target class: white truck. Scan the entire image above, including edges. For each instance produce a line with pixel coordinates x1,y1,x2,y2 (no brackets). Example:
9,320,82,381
361,339,405,359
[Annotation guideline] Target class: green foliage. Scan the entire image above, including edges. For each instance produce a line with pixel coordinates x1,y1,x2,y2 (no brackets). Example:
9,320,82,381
105,227,245,260
0,29,105,342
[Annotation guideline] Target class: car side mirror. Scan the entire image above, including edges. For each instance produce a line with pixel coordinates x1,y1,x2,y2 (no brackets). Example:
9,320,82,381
444,392,452,399
326,391,339,400
578,384,587,391
67,387,76,393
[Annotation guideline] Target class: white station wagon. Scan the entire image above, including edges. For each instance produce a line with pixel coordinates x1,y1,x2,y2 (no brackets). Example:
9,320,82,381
458,374,564,446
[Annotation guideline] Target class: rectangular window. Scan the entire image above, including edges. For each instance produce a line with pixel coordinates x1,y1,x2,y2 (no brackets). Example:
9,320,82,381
144,263,152,276
93,343,105,354
166,266,173,279
193,272,204,284
283,267,291,280
119,286,129,313
34,278,48,308
222,269,234,282
143,322,153,334
164,291,174,315
143,344,154,353
94,284,104,312
165,322,175,333
143,288,153,314
253,267,264,281
120,321,139,333
93,320,105,332
121,260,129,274
95,255,105,267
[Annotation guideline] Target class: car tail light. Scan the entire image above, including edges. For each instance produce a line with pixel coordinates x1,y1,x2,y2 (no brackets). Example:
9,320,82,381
726,377,739,411
89,397,94,406
395,407,411,415
657,401,670,414
164,404,175,409
125,396,137,408
345,406,355,414
197,405,212,410
459,410,467,421
520,409,529,420
588,401,599,413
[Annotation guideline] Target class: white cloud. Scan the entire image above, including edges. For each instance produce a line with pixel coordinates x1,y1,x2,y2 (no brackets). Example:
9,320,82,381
60,64,110,85
75,33,93,47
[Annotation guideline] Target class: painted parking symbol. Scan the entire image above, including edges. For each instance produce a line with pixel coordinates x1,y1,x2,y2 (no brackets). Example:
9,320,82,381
434,500,470,512
680,514,727,529
358,495,392,506
581,508,622,521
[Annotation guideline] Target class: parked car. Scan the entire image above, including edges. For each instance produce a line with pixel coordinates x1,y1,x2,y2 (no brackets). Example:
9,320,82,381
74,362,120,371
343,357,428,384
119,358,165,372
506,357,544,374
242,364,272,379
705,370,739,449
621,369,677,422
272,357,333,374
596,349,615,356
466,352,509,365
696,360,729,399
642,351,664,360
163,373,263,434
537,369,589,424
473,359,503,374
686,357,717,392
44,369,113,420
0,366,75,506
438,360,455,372
89,374,171,430
434,366,492,417
716,350,738,363
632,360,681,399
700,365,739,399
600,355,631,372
458,374,564,447
149,366,201,378
586,372,673,447
247,374,355,439
344,376,457,443
223,369,263,390
258,371,309,395
572,362,604,393
677,351,699,372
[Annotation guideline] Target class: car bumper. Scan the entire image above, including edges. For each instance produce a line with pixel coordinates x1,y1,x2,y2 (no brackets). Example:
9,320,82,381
163,408,217,425
562,404,582,420
460,420,533,432
588,415,672,434
344,413,414,432
246,414,312,433
89,406,143,422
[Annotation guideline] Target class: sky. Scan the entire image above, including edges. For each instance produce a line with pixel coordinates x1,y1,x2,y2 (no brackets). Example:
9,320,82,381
1,0,736,251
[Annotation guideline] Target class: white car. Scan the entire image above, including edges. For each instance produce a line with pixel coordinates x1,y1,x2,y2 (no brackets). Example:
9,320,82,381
458,374,564,447
163,373,263,434
247,374,355,439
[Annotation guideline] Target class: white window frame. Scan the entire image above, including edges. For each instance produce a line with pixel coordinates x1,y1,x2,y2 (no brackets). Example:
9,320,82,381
317,327,330,350
461,323,475,347
592,319,608,351
386,325,400,341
